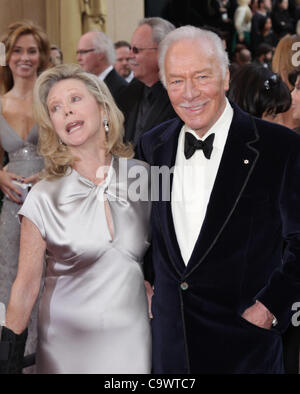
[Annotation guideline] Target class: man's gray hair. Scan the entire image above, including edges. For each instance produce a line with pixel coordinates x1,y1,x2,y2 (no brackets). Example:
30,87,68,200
92,31,116,65
158,25,230,87
138,17,175,45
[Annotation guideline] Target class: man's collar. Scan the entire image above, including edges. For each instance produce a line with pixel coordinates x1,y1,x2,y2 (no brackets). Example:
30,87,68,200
98,65,113,80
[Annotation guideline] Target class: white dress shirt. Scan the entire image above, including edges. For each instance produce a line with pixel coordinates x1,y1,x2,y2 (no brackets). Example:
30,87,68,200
98,65,113,81
171,99,233,264
125,71,134,83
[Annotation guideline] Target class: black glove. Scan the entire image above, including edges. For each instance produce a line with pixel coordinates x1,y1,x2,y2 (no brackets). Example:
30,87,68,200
0,326,28,374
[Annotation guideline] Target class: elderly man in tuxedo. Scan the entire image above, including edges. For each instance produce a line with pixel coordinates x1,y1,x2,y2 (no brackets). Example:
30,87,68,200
139,25,300,373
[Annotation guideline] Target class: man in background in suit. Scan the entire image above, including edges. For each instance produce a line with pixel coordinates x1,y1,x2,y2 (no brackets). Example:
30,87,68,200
114,41,134,83
139,25,300,373
77,31,127,104
118,17,177,155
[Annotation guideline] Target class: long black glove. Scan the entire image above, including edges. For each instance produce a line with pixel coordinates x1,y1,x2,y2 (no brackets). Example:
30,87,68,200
0,326,28,374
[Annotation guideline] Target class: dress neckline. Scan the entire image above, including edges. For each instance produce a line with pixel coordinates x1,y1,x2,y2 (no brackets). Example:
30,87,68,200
0,97,36,142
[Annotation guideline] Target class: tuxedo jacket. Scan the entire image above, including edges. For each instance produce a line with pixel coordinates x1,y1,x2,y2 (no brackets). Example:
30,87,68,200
103,68,128,106
139,103,300,374
118,79,176,154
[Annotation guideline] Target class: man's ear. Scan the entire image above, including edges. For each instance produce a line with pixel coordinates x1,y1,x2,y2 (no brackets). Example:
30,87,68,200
224,68,230,92
97,52,105,62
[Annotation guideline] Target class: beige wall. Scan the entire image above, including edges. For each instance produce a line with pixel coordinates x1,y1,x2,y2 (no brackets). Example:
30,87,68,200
106,0,144,43
0,0,144,63
0,0,46,35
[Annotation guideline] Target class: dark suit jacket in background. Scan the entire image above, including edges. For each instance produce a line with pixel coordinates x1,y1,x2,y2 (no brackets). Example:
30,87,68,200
139,103,300,373
118,79,177,156
104,68,128,106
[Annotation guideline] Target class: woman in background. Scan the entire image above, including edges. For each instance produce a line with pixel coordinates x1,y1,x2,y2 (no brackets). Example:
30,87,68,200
272,0,295,39
0,21,49,369
227,63,291,123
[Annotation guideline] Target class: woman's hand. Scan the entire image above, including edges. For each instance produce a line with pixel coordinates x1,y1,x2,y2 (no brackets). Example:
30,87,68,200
0,170,23,203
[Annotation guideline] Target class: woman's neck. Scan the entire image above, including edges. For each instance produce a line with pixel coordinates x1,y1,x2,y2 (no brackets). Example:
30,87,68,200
72,146,112,185
8,75,37,99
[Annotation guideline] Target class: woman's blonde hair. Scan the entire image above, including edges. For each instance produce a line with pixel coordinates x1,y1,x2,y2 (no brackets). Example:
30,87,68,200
33,63,133,179
272,34,300,90
0,20,50,93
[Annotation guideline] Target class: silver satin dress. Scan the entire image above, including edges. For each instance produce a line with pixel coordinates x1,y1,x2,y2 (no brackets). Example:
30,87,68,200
18,157,152,374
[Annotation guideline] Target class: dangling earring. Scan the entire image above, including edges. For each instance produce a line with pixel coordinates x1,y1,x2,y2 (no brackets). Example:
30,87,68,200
103,119,109,139
58,137,66,147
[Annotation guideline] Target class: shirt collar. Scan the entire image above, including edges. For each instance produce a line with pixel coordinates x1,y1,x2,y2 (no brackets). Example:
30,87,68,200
98,65,113,81
179,98,233,159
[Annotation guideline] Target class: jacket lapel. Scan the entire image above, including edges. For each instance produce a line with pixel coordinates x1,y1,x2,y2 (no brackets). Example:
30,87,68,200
184,106,260,278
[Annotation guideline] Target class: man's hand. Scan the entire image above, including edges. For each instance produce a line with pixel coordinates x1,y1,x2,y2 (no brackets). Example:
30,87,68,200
242,300,274,330
144,280,154,319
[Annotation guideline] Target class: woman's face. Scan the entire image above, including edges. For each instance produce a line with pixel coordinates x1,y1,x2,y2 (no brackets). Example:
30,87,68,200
291,75,300,121
47,78,104,149
8,34,40,79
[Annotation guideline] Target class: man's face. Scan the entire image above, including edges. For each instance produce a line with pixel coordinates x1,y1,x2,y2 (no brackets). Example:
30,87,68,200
130,24,159,86
164,38,229,137
50,49,62,66
76,34,102,75
114,46,132,78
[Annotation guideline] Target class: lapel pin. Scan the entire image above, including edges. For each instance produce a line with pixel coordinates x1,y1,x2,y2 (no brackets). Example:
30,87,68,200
244,159,249,164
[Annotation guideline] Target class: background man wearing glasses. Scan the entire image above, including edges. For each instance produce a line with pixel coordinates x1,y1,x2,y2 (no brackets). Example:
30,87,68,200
76,31,128,104
118,17,177,154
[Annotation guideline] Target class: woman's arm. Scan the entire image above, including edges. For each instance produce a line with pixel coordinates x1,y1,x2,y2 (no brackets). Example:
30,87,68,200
0,145,24,203
5,217,46,334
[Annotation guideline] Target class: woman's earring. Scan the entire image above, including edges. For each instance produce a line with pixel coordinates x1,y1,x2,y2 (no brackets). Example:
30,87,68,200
103,119,109,139
58,138,66,147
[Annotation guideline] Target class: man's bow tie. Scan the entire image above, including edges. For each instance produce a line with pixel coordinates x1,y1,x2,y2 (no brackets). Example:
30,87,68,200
184,132,215,160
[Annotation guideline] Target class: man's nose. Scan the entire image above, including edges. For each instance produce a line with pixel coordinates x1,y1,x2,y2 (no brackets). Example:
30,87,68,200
183,79,199,100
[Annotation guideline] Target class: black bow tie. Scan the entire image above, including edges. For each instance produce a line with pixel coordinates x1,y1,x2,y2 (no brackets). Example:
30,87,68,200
184,132,215,160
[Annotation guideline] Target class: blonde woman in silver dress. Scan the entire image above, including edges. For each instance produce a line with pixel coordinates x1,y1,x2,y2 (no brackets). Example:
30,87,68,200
1,64,151,374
